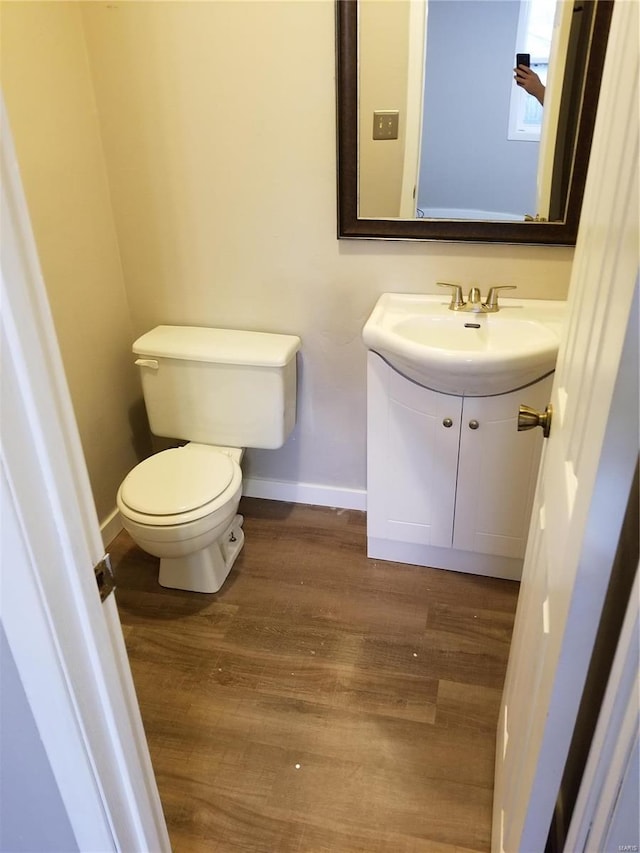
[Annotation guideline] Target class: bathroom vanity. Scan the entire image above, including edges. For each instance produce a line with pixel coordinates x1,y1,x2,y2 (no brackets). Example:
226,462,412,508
363,292,567,580
366,353,552,580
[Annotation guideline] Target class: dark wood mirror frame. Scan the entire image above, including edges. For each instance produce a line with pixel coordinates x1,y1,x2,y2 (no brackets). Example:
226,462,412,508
336,0,613,245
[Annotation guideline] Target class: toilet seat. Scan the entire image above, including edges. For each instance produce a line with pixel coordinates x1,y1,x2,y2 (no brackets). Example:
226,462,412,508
118,444,242,526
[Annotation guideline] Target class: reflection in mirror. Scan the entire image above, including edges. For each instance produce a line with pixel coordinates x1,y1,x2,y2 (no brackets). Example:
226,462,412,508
336,0,613,244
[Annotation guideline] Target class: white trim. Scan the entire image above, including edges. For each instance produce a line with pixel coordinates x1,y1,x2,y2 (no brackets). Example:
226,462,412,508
243,476,366,511
101,507,124,549
1,98,170,852
564,569,639,852
536,0,573,219
99,480,364,549
399,0,426,218
368,538,522,581
1,467,111,851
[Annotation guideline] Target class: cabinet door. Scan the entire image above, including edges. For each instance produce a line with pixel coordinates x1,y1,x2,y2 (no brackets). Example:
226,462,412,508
453,376,552,559
367,353,461,548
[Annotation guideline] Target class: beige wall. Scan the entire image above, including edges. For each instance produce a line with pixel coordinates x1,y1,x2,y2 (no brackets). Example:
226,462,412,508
1,1,149,527
359,0,410,217
2,0,573,518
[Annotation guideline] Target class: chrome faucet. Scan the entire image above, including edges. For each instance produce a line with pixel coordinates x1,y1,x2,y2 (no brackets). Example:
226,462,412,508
437,282,516,313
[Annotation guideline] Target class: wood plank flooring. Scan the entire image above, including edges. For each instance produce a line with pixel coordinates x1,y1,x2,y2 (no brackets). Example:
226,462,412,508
110,498,519,853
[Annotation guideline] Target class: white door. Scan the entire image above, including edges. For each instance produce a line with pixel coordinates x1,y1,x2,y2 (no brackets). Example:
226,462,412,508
1,99,170,852
493,3,639,851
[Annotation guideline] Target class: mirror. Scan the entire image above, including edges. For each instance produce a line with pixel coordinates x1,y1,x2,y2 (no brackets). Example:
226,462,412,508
336,0,613,244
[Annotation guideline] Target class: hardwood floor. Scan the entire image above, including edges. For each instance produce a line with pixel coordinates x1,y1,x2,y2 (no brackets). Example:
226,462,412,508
110,498,519,853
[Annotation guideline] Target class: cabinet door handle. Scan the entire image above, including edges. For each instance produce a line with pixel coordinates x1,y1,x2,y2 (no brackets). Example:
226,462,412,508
442,417,454,428
469,420,479,430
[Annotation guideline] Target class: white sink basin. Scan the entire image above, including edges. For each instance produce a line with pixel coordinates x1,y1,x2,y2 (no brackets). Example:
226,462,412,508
363,293,567,395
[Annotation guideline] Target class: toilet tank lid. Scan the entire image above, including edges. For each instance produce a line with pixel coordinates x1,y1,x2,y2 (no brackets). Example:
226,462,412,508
133,325,301,366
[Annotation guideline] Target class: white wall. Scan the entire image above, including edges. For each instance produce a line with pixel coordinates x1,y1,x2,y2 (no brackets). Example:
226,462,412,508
2,0,573,519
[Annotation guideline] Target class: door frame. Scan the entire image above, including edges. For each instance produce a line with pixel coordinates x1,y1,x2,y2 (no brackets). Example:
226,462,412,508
1,99,170,852
565,567,639,851
535,0,573,219
399,0,427,217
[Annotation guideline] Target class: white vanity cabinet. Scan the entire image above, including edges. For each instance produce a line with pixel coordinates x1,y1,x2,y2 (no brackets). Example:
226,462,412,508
366,352,552,580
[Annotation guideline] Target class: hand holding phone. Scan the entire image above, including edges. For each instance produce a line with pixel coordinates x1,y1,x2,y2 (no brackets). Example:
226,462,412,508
514,56,545,106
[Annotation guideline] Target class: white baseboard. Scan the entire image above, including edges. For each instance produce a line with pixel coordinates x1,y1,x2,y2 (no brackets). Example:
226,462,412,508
367,537,523,581
100,508,123,549
243,477,366,511
99,481,365,551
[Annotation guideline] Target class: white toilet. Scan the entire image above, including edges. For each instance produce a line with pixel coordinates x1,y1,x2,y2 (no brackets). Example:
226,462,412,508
116,325,300,593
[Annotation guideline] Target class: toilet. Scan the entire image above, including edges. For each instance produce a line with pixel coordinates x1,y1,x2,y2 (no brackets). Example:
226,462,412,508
116,325,300,593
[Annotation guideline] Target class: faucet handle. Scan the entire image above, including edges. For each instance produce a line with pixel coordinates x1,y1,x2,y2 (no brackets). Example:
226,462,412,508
437,282,466,311
485,285,517,311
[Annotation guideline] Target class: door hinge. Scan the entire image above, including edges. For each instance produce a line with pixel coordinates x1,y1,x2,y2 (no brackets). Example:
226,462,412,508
94,554,116,602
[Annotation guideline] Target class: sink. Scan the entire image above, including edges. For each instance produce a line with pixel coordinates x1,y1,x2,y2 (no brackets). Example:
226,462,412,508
362,293,567,395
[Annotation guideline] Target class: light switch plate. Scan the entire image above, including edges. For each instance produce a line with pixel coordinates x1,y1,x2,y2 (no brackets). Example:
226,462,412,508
373,110,399,140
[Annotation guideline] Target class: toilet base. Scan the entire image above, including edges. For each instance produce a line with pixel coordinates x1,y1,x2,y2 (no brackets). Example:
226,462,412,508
158,514,245,593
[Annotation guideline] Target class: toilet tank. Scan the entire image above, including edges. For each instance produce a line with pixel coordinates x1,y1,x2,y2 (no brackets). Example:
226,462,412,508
133,326,300,449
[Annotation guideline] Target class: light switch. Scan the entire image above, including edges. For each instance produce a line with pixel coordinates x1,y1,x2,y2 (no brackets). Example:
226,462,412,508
373,110,399,140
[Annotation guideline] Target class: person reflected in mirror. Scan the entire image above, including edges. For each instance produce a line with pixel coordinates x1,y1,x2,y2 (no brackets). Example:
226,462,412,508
514,64,545,106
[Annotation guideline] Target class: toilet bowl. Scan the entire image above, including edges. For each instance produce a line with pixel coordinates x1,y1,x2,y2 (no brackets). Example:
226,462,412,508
117,443,244,593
